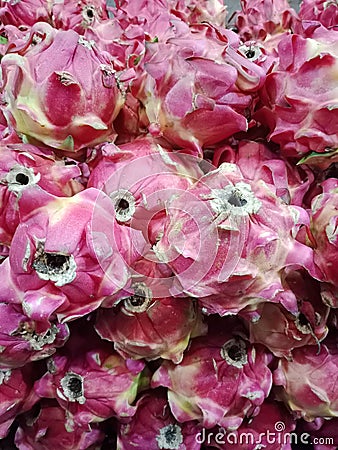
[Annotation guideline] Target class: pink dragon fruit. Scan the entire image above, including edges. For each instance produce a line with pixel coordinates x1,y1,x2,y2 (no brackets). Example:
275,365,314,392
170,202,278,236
0,0,51,27
243,271,329,358
273,340,338,420
153,161,318,315
152,318,273,430
83,17,148,144
137,22,265,154
117,389,202,450
0,302,69,369
95,268,207,362
1,22,124,152
113,93,150,144
212,140,314,206
235,0,297,41
88,137,205,241
0,364,38,439
0,142,83,255
83,15,148,142
112,0,172,40
0,186,144,322
310,179,338,307
51,0,109,34
15,401,105,450
0,23,32,65
256,27,338,159
203,400,296,450
299,0,338,29
34,334,150,427
168,0,227,27
95,239,207,363
236,38,280,78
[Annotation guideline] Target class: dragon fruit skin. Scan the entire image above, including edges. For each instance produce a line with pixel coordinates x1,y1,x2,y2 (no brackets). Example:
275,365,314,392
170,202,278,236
95,241,207,363
310,179,338,301
168,0,227,27
1,23,124,152
243,271,329,358
112,0,173,40
0,0,336,446
152,319,273,430
0,0,109,34
256,29,338,158
212,140,314,207
0,143,85,196
299,0,338,29
95,292,206,363
0,186,143,322
0,364,39,439
15,401,105,450
0,0,51,27
0,143,83,253
88,138,205,243
87,136,204,188
51,0,109,34
137,22,266,154
273,342,338,420
34,342,150,427
140,47,246,155
117,390,202,450
0,302,69,369
235,0,297,42
205,400,296,450
154,162,318,315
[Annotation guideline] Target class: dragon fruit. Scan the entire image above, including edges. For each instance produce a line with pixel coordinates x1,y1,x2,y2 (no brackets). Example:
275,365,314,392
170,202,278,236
256,27,338,159
0,0,337,446
0,364,38,439
235,0,296,41
0,302,69,369
0,186,144,322
15,401,105,449
212,140,314,206
244,271,329,358
1,22,124,152
117,389,202,450
154,161,318,315
137,22,265,154
34,334,149,427
51,0,109,34
0,143,83,254
88,137,205,242
95,283,206,362
0,23,32,66
273,340,338,420
112,0,172,40
83,18,147,144
310,179,338,307
299,0,338,29
0,0,51,27
168,0,227,26
152,318,273,430
95,240,207,362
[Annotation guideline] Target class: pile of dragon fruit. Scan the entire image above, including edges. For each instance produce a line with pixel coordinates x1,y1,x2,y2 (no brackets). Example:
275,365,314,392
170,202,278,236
0,0,338,448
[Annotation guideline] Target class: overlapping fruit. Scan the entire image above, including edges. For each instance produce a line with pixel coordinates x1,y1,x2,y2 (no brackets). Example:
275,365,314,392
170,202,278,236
0,0,337,449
